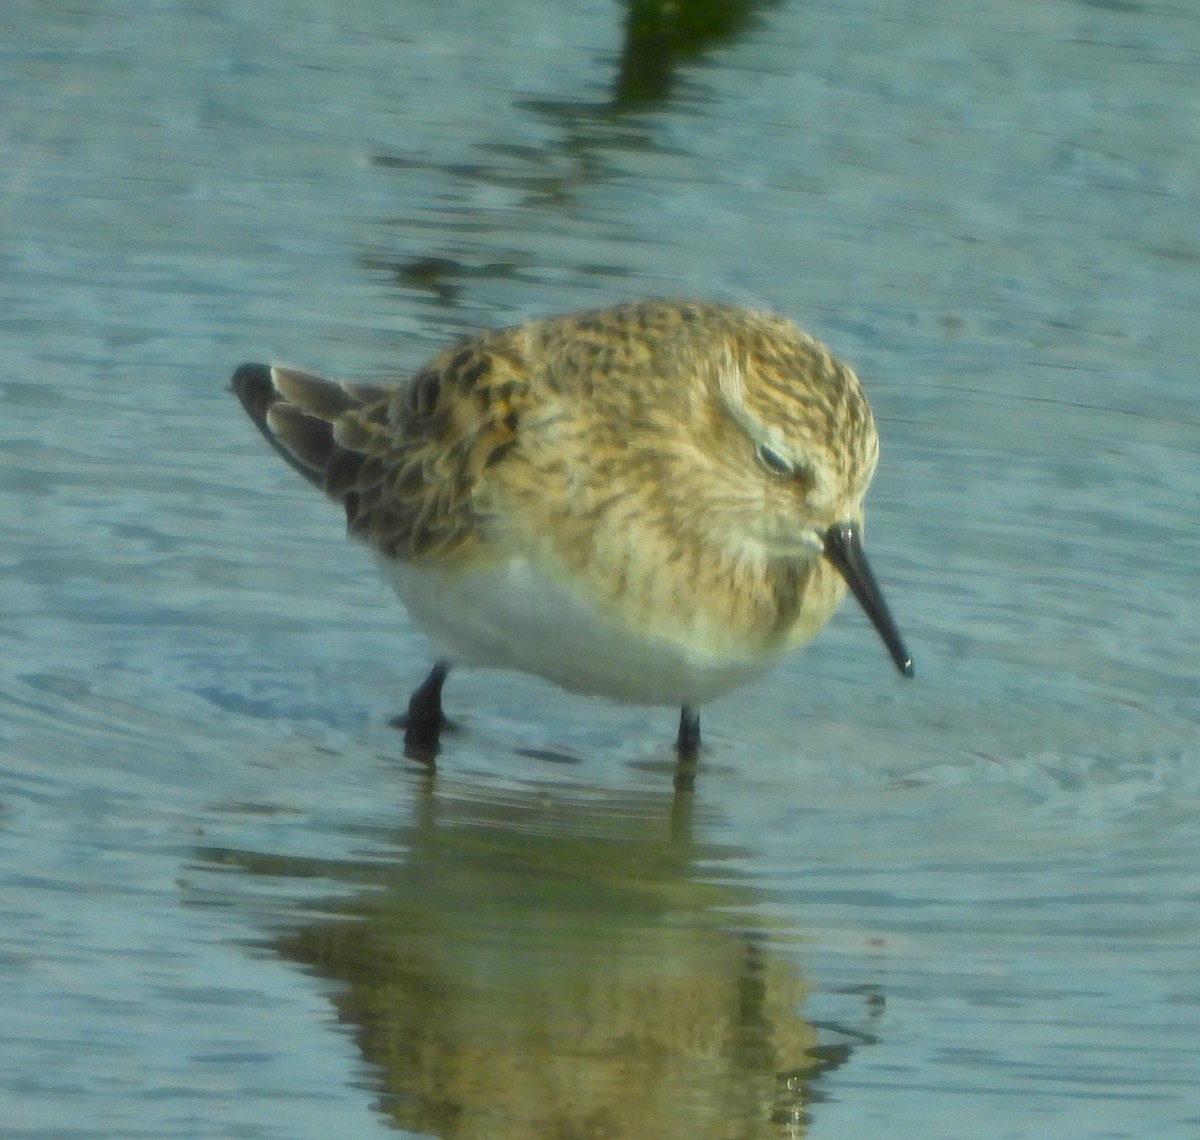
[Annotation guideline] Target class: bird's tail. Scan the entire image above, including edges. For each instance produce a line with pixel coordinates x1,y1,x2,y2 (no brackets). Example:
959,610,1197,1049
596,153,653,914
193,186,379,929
230,363,387,490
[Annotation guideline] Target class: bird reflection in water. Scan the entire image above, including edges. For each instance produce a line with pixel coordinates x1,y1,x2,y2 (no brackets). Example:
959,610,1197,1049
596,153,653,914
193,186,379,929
205,774,881,1137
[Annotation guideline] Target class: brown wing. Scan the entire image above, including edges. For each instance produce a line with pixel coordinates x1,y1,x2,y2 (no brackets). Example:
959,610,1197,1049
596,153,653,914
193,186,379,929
230,332,532,563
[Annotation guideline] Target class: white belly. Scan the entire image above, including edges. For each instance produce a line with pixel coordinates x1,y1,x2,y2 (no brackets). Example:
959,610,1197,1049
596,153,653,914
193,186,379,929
378,555,781,706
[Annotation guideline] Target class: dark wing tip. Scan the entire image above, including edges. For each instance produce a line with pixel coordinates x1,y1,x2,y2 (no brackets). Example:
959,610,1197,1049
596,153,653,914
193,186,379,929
230,362,278,431
230,362,328,490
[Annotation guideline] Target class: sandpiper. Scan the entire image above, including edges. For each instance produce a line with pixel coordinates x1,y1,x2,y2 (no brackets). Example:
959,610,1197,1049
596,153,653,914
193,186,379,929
231,299,912,761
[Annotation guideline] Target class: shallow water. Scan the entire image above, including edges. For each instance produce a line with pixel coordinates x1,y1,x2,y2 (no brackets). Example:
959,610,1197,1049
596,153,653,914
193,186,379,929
2,0,1198,1136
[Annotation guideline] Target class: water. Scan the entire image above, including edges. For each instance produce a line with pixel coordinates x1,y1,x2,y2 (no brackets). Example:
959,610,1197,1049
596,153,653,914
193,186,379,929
2,0,1198,1136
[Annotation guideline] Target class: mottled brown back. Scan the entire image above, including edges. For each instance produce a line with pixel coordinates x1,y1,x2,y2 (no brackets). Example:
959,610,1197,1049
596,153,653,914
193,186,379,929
231,329,536,562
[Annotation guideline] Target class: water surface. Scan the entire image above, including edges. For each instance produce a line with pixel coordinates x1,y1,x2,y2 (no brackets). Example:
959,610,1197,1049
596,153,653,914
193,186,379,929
2,0,1198,1136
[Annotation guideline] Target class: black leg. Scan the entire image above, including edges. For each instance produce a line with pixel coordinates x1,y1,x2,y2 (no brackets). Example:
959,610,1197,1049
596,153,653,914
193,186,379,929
391,662,450,762
674,704,701,792
676,704,701,754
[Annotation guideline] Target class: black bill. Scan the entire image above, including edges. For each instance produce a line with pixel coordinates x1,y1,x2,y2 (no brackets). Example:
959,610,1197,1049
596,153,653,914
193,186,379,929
823,521,914,678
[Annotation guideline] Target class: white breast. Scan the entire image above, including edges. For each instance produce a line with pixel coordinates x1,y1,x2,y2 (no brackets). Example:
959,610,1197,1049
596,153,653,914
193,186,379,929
377,554,781,707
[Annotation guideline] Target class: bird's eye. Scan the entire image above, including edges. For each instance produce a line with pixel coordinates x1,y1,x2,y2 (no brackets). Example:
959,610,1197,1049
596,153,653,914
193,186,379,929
755,443,792,476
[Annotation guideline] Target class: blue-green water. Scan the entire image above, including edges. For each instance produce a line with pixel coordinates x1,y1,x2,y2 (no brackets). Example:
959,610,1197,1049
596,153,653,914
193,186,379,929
2,1,1197,1136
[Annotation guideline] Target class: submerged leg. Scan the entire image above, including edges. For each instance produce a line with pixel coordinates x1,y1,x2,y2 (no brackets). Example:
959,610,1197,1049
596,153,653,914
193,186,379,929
674,704,701,791
392,662,451,762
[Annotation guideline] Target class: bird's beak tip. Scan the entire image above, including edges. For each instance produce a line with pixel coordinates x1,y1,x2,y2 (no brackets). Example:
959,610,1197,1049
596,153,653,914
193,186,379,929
823,520,913,679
